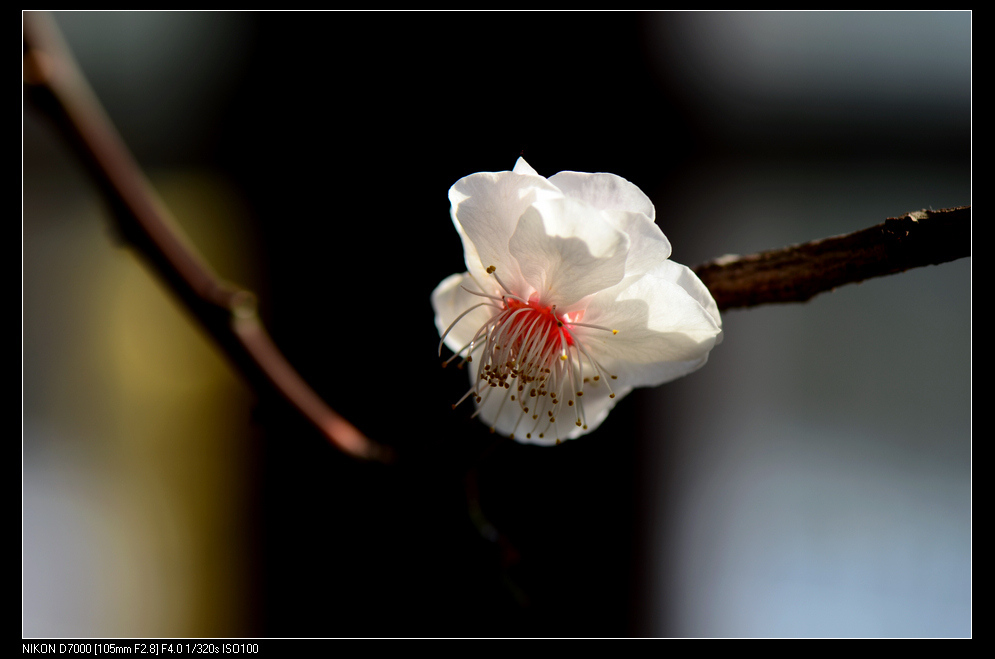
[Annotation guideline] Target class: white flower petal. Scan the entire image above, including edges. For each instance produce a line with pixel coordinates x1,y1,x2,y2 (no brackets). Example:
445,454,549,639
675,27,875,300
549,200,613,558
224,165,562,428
431,272,497,354
548,170,656,221
508,197,630,308
604,210,673,279
662,259,722,333
512,157,540,177
450,169,561,293
578,262,722,388
549,170,672,275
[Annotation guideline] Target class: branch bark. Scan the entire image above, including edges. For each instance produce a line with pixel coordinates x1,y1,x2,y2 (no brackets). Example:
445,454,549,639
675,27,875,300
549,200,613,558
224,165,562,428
693,206,970,311
23,12,393,463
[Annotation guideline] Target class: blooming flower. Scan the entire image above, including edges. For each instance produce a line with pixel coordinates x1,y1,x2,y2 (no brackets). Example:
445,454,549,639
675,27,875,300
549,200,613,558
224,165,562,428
432,158,722,445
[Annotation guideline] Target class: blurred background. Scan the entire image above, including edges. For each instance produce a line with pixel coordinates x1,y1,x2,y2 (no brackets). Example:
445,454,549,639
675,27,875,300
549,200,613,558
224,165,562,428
23,12,970,637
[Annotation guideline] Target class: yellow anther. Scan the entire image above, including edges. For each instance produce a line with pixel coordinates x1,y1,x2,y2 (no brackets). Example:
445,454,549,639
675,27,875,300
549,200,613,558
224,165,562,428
612,329,618,335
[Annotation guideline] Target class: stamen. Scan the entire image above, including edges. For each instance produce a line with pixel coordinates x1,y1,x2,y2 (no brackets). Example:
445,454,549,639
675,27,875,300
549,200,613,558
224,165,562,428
460,285,504,303
562,325,619,398
486,265,515,298
452,386,476,410
440,282,616,439
438,302,495,356
569,321,619,335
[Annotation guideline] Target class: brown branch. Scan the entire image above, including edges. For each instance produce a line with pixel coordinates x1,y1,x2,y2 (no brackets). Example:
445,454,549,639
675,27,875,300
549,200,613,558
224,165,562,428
23,12,393,463
693,206,971,311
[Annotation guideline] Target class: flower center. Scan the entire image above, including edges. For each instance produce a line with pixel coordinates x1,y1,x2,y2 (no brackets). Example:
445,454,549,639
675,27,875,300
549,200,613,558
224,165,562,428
440,267,619,443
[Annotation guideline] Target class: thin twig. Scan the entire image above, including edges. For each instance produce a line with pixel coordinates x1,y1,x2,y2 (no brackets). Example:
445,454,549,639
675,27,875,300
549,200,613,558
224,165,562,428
693,206,970,311
23,12,393,463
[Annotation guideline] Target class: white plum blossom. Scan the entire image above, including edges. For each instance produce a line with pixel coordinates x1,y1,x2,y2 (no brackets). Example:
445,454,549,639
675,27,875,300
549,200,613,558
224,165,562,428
432,158,722,445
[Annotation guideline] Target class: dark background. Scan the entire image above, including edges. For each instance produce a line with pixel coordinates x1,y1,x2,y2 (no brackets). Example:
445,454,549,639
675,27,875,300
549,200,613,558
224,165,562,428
24,12,970,637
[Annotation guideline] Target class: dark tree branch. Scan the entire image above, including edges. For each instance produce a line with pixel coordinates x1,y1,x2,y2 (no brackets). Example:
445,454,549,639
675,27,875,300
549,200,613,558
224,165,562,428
23,12,393,463
693,206,970,311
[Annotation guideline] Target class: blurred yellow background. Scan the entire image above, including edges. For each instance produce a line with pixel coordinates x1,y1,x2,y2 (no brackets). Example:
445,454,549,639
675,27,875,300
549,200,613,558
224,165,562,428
24,168,257,636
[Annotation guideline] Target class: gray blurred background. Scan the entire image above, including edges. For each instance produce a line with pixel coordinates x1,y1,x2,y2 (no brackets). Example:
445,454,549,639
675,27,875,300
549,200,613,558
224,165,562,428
23,12,970,637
